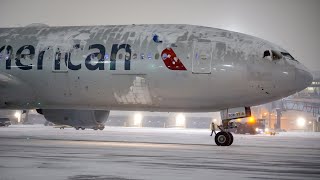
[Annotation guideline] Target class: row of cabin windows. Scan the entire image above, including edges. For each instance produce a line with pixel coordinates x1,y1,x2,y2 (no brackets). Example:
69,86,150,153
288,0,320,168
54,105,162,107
97,52,161,60
0,51,161,61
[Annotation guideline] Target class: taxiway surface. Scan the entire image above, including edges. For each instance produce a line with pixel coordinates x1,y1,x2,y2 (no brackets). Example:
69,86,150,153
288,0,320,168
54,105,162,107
0,125,319,180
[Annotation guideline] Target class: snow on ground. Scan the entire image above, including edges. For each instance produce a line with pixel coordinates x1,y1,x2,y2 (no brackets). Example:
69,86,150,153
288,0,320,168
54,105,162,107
0,125,319,180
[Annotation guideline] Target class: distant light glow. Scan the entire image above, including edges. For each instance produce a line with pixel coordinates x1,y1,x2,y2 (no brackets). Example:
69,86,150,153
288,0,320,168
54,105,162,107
14,111,21,123
248,117,255,124
297,117,306,127
265,128,269,132
176,113,186,127
134,113,143,126
14,111,21,118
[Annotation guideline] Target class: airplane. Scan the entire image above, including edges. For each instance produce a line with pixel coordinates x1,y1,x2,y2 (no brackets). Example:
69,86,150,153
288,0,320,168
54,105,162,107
0,24,313,146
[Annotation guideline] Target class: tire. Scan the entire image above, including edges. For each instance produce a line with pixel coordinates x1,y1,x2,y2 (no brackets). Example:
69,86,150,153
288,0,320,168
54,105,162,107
81,127,85,130
75,127,80,130
215,132,231,146
227,132,234,145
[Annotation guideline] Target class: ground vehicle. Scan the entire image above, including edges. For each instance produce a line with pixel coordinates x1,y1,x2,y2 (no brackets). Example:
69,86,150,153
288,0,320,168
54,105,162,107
0,118,11,127
234,119,266,135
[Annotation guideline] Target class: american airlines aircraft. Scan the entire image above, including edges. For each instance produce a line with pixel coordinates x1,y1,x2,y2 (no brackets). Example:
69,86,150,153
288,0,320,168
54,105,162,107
0,24,313,146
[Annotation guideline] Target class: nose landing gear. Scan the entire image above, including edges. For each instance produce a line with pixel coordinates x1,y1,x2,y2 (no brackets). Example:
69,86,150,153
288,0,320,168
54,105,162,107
212,121,235,146
214,131,233,146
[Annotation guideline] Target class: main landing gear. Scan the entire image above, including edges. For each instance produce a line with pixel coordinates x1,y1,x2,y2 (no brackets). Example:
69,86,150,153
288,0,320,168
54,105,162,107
212,121,235,146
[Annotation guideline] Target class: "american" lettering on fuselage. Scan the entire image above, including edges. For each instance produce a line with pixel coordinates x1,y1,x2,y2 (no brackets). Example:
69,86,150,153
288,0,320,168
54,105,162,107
0,43,187,71
0,43,131,71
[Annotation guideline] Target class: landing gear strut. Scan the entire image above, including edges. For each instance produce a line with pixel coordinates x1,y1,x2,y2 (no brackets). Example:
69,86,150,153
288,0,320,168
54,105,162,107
212,121,235,146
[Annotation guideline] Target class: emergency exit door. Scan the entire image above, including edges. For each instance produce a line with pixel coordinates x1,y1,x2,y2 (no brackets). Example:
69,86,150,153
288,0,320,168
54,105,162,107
192,41,212,74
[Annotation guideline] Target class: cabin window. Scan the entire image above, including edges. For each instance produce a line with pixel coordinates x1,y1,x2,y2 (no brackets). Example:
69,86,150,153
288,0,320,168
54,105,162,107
140,53,145,60
132,53,137,59
155,53,160,60
61,53,65,60
90,54,95,60
97,53,102,60
111,53,116,60
104,53,109,60
125,52,130,60
118,53,123,60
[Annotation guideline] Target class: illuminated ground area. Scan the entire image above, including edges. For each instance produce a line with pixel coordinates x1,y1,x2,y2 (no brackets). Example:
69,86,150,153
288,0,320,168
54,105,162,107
0,125,319,180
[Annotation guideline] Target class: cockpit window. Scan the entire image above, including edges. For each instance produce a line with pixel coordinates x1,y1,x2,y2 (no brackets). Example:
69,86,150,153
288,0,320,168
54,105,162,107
271,50,282,60
263,50,271,58
263,50,282,60
281,52,296,61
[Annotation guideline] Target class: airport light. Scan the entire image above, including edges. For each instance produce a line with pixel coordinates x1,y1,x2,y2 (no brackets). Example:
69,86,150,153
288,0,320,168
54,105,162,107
248,117,255,124
133,113,143,127
14,111,21,123
176,113,186,127
297,117,306,127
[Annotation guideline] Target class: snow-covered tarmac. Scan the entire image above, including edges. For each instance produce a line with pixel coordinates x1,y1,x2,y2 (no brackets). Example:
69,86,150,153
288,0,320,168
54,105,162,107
0,125,319,180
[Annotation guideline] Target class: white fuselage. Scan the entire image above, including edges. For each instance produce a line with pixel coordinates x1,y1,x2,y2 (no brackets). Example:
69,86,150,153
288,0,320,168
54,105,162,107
0,24,313,112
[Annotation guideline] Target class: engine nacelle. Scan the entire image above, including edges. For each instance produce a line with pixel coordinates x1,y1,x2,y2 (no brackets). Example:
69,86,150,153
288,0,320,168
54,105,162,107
40,109,109,130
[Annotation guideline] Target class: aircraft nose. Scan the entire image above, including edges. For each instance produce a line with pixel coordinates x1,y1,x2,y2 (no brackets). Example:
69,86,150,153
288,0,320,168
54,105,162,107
295,65,313,91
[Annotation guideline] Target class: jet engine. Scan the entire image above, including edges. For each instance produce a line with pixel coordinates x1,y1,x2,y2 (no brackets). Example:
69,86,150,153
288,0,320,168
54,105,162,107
37,109,109,130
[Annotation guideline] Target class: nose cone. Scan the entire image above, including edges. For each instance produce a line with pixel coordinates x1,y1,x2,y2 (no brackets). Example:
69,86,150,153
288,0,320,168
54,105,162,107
295,65,313,92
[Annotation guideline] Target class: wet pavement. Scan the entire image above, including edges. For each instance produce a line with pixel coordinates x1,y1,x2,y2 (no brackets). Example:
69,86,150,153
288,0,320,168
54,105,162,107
0,125,319,180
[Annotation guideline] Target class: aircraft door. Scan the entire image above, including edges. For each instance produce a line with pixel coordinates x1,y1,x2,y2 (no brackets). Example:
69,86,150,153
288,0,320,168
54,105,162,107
192,41,212,74
50,46,71,97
